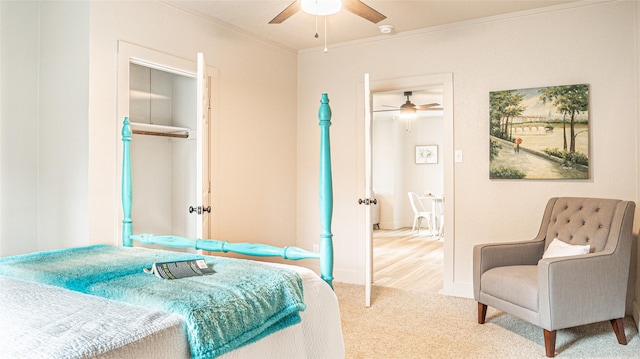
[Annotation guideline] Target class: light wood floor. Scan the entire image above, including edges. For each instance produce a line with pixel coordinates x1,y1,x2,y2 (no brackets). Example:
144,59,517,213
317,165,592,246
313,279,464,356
372,227,443,293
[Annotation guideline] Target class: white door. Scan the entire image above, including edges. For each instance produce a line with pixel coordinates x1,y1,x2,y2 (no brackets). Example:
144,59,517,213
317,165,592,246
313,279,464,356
363,73,374,307
196,53,210,239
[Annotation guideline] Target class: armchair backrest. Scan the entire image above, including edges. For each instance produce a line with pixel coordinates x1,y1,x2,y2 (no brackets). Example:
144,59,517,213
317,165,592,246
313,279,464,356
540,197,635,254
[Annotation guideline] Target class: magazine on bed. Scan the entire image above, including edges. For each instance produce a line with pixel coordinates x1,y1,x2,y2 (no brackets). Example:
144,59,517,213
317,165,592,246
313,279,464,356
144,259,215,279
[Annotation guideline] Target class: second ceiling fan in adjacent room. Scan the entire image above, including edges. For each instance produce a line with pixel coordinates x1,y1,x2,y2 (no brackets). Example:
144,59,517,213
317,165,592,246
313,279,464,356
375,91,442,117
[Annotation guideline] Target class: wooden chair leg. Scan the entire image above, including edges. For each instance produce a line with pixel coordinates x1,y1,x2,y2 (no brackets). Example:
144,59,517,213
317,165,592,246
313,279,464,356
610,318,627,345
543,329,556,358
477,302,487,324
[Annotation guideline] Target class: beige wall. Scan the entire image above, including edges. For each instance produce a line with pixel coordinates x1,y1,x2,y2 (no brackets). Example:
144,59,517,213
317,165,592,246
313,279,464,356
297,1,638,298
1,1,90,255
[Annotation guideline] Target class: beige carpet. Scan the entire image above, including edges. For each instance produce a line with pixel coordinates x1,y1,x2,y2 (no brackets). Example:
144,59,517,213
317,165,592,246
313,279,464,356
334,282,639,358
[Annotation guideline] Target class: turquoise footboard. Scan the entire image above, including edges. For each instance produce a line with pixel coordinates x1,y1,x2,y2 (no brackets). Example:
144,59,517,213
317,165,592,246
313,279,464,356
122,93,334,287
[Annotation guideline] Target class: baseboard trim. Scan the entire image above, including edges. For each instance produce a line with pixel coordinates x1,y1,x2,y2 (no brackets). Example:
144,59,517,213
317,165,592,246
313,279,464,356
448,280,473,298
331,267,361,285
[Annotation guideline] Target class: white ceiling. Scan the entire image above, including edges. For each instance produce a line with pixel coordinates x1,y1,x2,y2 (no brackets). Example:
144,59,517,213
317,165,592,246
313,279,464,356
165,0,577,51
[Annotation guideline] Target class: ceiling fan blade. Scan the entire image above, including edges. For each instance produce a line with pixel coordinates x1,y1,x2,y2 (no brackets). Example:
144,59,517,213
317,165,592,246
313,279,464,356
414,103,441,110
342,0,386,23
381,105,400,109
373,109,402,112
269,0,301,24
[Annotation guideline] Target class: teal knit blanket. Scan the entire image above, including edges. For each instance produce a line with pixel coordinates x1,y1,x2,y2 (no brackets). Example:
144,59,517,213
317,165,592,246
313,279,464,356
0,245,306,359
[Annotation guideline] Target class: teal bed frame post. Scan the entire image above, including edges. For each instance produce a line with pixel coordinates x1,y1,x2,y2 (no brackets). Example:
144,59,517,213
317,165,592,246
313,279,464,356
120,94,335,287
121,117,133,247
318,93,334,288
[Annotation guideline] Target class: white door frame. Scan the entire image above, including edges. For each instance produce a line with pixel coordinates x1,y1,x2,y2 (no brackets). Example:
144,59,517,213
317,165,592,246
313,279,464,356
360,73,454,305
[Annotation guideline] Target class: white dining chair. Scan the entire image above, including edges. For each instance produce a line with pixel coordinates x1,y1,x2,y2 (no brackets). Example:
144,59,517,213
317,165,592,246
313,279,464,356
408,192,432,234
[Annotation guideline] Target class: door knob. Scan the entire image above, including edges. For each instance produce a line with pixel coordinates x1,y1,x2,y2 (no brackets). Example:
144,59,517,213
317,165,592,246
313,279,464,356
189,206,212,214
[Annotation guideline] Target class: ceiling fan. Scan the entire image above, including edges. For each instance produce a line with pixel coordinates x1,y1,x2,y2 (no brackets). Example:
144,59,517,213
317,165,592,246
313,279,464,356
269,0,386,24
375,91,442,116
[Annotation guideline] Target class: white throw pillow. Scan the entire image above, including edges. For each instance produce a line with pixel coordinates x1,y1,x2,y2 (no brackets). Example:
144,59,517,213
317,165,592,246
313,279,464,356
542,238,591,259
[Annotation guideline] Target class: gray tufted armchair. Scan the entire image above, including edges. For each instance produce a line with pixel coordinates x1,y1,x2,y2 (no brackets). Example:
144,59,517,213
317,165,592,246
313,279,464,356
473,197,635,357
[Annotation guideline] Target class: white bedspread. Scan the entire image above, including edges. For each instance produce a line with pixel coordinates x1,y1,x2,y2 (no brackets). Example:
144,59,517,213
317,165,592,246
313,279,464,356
0,262,344,359
0,276,190,359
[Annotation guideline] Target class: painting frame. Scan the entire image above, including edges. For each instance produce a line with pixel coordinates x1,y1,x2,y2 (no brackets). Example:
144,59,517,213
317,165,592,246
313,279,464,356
416,145,438,164
489,84,590,180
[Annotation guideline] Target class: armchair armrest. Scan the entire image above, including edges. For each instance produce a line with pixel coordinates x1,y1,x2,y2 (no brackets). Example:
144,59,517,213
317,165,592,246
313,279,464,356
473,239,545,299
474,239,545,274
537,251,629,330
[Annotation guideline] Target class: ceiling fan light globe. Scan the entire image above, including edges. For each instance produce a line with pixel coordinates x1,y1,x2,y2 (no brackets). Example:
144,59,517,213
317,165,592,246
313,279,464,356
400,112,416,120
301,0,342,16
400,104,416,119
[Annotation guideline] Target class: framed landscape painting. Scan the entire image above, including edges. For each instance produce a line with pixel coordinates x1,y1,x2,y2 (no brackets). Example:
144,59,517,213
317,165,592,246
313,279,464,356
489,84,589,180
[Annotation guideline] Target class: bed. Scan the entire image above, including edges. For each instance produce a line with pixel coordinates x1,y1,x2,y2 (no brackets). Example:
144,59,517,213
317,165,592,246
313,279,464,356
0,93,344,359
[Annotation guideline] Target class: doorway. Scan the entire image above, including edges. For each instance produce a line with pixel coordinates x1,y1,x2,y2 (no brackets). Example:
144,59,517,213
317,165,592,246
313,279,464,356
371,87,444,293
362,73,454,305
128,63,198,238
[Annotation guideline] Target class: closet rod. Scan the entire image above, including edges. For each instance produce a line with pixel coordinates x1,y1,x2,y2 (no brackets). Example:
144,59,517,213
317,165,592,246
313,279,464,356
132,130,189,139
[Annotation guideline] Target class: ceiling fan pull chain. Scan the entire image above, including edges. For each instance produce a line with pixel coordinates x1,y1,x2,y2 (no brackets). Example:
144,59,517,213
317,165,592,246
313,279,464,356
314,14,319,38
324,16,328,53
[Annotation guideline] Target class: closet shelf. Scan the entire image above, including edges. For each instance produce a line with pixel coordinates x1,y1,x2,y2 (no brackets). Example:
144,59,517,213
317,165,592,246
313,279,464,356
130,122,191,139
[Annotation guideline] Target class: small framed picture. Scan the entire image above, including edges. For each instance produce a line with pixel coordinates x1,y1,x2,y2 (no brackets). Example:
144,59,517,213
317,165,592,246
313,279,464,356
416,145,438,164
